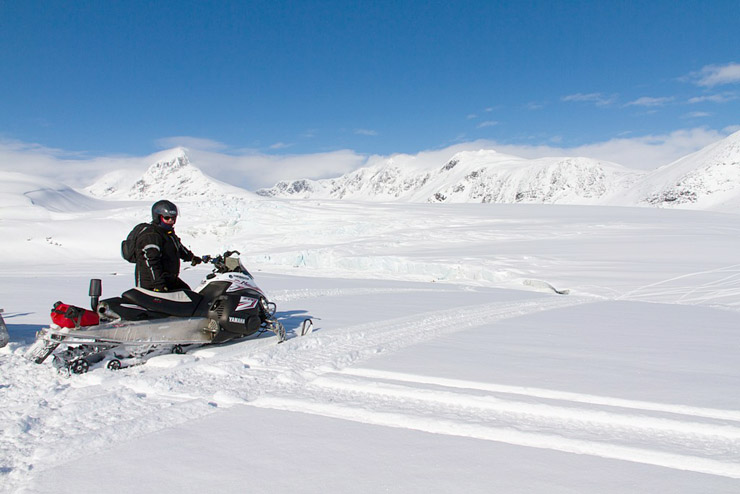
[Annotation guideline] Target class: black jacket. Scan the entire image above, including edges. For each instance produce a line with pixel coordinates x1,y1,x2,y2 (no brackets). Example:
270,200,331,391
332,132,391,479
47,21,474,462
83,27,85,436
134,222,194,291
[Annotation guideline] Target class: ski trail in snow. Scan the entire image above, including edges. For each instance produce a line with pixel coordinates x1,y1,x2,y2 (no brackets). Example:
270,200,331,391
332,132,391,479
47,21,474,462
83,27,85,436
269,286,458,303
339,368,740,422
675,270,740,304
616,263,740,309
0,295,588,492
242,295,593,375
251,396,740,479
250,371,740,479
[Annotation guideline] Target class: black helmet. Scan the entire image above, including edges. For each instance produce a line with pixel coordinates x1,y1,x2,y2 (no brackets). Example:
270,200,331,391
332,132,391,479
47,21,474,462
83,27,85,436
151,200,178,223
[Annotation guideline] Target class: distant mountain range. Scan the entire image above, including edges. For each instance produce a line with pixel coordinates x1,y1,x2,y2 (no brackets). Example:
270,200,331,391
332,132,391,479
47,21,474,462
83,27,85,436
65,130,740,214
256,130,740,212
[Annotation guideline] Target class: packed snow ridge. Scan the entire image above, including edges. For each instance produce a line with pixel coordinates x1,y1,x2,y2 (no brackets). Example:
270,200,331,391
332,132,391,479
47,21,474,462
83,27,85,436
257,130,740,212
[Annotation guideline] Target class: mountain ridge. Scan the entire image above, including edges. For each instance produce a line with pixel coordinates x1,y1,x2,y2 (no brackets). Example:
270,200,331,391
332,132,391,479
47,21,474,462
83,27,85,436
257,150,643,205
257,131,740,212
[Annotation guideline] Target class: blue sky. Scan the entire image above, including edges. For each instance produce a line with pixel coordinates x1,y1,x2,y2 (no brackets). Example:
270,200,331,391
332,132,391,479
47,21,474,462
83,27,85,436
0,0,738,187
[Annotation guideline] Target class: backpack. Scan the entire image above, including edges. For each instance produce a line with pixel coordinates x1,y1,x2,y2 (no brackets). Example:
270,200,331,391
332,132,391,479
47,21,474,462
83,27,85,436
51,301,100,328
121,223,150,263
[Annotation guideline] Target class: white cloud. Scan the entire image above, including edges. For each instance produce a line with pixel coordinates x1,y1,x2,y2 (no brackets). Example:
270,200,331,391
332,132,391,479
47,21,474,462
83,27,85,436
477,121,499,128
0,137,149,183
687,92,738,104
366,128,730,171
625,96,674,107
469,108,496,119
682,111,711,119
354,129,378,136
484,128,729,170
269,142,294,150
155,136,228,151
525,102,544,110
181,148,367,189
561,92,616,107
687,63,740,87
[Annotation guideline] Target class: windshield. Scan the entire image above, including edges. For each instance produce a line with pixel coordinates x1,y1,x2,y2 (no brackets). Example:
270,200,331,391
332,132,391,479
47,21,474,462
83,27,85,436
220,254,253,278
225,255,240,272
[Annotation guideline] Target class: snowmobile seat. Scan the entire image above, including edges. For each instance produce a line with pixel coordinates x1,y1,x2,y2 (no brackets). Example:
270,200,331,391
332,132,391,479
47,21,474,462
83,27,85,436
122,287,204,318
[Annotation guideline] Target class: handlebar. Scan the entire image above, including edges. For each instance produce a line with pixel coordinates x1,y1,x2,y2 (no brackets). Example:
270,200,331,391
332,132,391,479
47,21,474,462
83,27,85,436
202,250,240,265
200,250,247,274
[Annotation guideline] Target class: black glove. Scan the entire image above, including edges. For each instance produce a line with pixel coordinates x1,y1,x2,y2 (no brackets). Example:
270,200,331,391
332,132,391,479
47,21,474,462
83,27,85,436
191,256,203,266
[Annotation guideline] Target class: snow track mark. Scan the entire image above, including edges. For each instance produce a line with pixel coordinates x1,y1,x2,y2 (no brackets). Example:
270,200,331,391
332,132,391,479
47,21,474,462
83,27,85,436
617,263,740,310
269,286,455,303
251,370,740,479
244,295,592,374
340,368,740,422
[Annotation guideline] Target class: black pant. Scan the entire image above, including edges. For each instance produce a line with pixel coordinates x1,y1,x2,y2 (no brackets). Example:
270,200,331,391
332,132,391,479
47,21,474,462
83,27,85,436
137,275,191,292
166,277,192,291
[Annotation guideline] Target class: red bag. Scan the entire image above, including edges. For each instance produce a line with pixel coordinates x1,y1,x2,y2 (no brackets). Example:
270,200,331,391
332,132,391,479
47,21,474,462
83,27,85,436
51,302,100,328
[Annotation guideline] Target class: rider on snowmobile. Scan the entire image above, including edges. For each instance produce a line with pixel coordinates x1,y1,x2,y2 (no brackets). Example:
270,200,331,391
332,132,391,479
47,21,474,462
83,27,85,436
134,200,202,292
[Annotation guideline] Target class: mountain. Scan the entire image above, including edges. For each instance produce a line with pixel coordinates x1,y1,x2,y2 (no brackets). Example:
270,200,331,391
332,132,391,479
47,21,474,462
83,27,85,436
257,150,643,205
86,148,253,201
616,130,740,212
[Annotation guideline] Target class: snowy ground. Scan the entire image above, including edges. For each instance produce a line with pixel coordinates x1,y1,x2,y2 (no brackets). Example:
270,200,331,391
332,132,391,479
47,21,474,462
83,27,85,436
1,200,740,493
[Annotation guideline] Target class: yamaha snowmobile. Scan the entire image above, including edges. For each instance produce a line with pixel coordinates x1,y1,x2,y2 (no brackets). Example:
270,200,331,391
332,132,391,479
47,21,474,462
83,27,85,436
25,251,312,374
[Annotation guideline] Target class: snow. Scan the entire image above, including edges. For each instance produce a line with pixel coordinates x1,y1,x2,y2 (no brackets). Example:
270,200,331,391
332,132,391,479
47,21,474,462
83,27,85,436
2,159,740,492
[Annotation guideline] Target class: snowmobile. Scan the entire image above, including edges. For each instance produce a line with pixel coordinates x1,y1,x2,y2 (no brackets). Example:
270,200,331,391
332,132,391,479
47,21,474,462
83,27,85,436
25,251,312,374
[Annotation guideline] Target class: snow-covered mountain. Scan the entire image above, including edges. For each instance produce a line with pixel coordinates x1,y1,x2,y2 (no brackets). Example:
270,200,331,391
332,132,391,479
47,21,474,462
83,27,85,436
257,151,643,205
615,130,740,212
86,148,252,201
257,131,740,213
